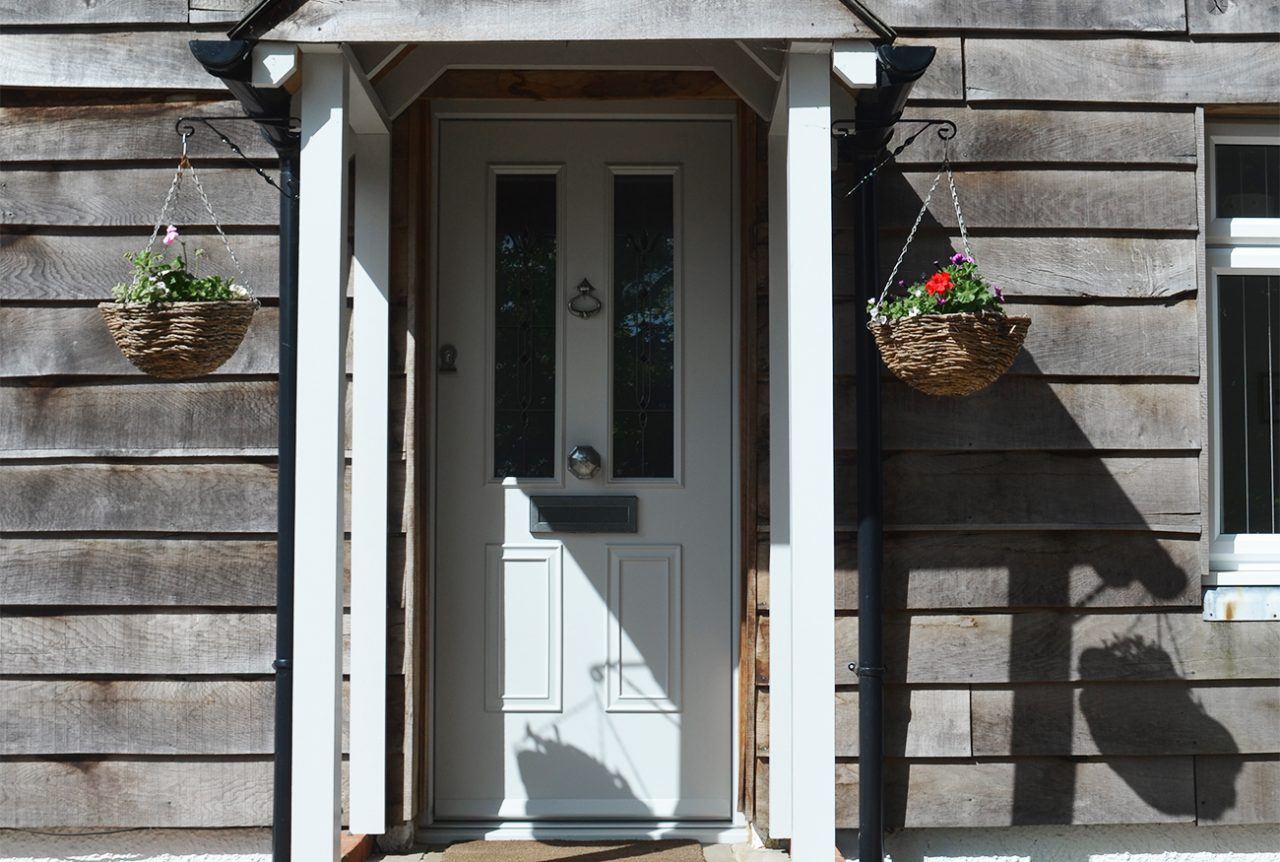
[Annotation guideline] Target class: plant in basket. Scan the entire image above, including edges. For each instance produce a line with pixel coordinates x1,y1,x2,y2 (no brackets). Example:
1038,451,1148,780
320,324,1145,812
101,223,256,380
867,251,1029,397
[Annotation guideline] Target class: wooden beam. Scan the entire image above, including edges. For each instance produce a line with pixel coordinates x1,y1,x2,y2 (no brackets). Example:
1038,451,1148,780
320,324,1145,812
0,30,228,90
252,42,300,88
343,46,391,134
422,69,734,101
694,41,778,120
293,50,350,862
0,0,187,25
262,0,870,42
781,43,836,862
348,130,391,835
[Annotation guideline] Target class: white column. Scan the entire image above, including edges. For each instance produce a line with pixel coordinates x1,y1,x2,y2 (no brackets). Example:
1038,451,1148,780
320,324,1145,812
765,85,793,840
292,48,350,862
783,43,835,862
349,129,392,835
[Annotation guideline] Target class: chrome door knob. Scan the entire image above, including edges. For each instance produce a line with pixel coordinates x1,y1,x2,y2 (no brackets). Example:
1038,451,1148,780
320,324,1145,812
567,445,602,480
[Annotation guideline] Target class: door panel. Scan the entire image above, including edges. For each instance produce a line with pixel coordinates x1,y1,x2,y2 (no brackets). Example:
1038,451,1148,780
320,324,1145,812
434,119,734,821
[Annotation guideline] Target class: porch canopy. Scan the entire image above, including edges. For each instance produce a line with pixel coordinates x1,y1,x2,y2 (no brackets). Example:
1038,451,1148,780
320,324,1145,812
228,2,885,860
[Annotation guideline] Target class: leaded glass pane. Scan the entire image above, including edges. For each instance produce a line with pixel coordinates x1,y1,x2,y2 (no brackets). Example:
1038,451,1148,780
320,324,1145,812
494,174,557,479
1219,274,1280,534
612,174,676,479
1216,144,1280,218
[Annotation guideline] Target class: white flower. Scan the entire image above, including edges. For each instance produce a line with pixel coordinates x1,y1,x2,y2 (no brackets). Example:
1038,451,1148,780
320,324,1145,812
908,307,921,317
231,285,249,298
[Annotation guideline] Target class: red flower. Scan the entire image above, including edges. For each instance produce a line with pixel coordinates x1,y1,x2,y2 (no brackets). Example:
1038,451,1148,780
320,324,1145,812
925,271,952,297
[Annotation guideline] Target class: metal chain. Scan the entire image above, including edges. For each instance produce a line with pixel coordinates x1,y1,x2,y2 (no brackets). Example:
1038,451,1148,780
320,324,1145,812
944,148,973,261
142,130,253,298
876,161,945,307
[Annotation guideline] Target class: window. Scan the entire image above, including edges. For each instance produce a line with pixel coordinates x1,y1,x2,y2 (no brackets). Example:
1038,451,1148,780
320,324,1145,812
1208,122,1280,584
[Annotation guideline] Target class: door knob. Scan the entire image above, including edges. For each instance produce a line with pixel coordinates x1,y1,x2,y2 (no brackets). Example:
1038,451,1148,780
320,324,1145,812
567,445,602,480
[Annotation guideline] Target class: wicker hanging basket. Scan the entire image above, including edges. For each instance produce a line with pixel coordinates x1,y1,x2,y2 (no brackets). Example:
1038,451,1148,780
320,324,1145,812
101,141,255,380
868,138,1029,397
99,301,255,379
871,312,1030,397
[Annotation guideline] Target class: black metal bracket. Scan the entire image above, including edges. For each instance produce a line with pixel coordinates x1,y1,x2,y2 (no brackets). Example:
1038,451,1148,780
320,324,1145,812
849,661,886,679
174,115,300,200
832,116,956,141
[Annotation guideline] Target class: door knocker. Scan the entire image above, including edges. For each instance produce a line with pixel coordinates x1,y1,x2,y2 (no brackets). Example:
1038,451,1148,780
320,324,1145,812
568,278,602,319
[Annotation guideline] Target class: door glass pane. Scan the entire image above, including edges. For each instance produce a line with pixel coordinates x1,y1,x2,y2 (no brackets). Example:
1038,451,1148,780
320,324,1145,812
1216,144,1280,218
494,174,557,479
1219,274,1280,534
612,174,676,479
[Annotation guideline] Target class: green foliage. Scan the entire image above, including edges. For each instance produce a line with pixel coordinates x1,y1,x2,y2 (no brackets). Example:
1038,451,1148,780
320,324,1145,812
111,246,249,306
868,255,1005,324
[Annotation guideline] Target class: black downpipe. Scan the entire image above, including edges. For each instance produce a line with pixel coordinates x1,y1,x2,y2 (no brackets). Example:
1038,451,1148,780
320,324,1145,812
838,43,936,862
188,39,300,862
272,147,299,862
852,164,885,862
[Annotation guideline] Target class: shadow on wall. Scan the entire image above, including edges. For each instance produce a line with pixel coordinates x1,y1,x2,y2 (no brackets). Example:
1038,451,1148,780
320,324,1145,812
855,168,1245,829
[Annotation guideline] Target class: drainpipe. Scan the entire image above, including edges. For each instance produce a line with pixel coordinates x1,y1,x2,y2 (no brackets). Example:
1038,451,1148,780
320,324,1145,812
837,43,936,862
188,39,300,862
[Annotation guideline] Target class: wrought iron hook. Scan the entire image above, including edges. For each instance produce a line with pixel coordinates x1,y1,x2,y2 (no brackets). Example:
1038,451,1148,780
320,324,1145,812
173,116,301,199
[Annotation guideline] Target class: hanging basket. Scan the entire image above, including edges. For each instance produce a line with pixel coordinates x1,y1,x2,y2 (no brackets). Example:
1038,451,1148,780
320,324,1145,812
101,134,256,379
871,312,1030,397
99,301,255,379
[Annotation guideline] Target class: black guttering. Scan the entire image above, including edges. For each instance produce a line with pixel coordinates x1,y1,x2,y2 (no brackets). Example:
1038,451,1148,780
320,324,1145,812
842,0,898,42
189,38,300,862
226,0,308,40
837,42,935,862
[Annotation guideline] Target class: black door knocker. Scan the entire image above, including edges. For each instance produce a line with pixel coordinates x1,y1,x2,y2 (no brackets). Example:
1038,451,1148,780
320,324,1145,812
568,278,603,319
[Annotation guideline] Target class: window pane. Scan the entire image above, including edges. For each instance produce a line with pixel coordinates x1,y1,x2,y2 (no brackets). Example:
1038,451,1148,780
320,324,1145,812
494,174,557,479
1216,144,1280,218
612,174,676,479
1219,274,1280,534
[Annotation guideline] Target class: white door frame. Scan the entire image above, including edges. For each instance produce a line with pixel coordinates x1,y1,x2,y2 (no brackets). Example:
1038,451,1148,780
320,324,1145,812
421,100,744,844
286,40,877,862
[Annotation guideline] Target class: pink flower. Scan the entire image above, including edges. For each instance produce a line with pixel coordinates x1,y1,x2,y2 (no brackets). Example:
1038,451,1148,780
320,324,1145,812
163,224,180,246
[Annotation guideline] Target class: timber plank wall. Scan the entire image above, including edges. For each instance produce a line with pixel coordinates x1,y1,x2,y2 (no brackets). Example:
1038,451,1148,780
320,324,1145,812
743,1,1280,836
0,0,425,830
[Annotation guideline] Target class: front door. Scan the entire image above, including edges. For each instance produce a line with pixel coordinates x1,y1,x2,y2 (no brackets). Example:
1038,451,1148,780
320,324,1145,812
433,118,735,822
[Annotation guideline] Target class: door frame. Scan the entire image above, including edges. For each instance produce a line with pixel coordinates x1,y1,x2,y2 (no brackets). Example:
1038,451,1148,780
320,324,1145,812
421,99,747,843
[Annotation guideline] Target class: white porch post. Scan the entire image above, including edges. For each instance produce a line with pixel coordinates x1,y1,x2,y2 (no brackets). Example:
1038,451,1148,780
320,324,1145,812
349,126,392,835
769,42,836,862
292,48,350,862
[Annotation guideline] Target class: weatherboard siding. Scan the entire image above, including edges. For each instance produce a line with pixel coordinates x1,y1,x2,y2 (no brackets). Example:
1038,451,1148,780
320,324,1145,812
0,0,1276,837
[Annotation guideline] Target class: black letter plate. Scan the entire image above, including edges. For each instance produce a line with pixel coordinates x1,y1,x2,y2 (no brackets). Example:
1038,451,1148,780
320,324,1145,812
529,495,638,533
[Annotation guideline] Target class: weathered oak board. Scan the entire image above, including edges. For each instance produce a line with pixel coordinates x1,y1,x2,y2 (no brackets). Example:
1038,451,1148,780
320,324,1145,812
757,688,971,758
1,306,407,377
189,0,256,25
1196,757,1280,825
1,232,280,301
888,108,1197,166
0,463,409,533
755,532,1202,611
856,235,1198,300
859,0,1188,32
971,683,1280,756
872,169,1198,232
0,679,404,756
0,536,408,607
965,39,1280,104
0,379,407,457
830,300,1201,378
0,612,407,675
831,379,1201,451
0,101,276,162
898,37,962,102
756,613,1279,685
1187,1,1280,34
0,30,230,91
834,759,1197,827
0,0,187,25
1,167,278,227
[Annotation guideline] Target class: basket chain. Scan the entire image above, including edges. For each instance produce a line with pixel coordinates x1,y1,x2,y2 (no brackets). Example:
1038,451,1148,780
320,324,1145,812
143,130,252,296
873,139,974,312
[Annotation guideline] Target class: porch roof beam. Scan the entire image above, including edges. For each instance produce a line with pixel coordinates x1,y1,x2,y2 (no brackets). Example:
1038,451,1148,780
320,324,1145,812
373,40,782,121
260,0,871,43
343,45,392,133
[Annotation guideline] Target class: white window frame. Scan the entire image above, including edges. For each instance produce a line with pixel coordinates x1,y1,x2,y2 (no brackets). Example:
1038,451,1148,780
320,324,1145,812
1207,120,1280,586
